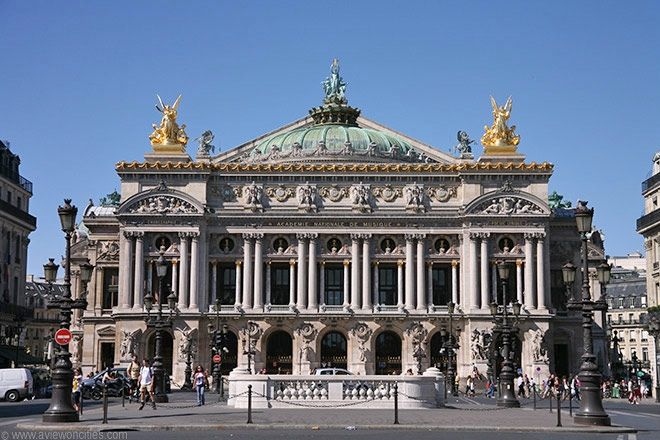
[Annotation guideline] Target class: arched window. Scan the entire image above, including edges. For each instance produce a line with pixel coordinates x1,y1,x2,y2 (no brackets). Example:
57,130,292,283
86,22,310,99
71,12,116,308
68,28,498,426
375,331,401,375
320,332,347,369
266,331,292,374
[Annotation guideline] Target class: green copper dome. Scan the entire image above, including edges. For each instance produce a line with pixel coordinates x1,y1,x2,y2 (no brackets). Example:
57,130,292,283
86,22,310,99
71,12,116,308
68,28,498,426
241,59,433,164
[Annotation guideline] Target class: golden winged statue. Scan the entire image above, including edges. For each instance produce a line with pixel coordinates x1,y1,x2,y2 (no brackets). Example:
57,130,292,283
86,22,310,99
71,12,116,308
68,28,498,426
481,96,520,150
149,94,189,147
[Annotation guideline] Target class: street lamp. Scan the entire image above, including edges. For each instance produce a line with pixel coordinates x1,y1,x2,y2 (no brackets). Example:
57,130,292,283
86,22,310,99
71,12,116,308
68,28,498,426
443,301,458,396
208,299,229,398
144,247,176,403
489,261,521,408
42,199,92,423
566,200,611,426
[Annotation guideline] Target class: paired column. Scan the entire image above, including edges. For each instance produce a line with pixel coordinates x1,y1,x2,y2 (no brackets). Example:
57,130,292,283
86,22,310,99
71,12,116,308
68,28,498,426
342,260,350,308
451,260,459,305
351,234,361,309
189,233,199,310
405,234,415,309
362,235,372,310
297,234,308,310
416,235,426,310
133,232,144,309
319,261,325,308
234,260,243,308
242,234,253,310
178,232,190,309
524,233,536,309
373,262,379,307
516,259,523,304
426,262,433,307
308,234,318,310
211,261,218,304
468,233,479,309
397,260,404,308
253,234,264,310
171,260,178,302
265,261,272,306
118,231,134,309
289,259,296,307
480,233,490,309
536,233,547,310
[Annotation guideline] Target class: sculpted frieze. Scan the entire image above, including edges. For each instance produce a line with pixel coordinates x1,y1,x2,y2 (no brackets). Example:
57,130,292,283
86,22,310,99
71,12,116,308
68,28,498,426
296,183,319,212
266,185,295,202
474,196,544,216
319,184,349,202
426,186,458,203
372,185,402,202
127,195,198,215
404,184,426,213
97,241,120,261
350,183,372,213
242,182,264,212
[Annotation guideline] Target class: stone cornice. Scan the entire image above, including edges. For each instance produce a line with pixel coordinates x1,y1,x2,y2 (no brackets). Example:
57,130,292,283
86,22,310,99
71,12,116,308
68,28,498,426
115,160,554,174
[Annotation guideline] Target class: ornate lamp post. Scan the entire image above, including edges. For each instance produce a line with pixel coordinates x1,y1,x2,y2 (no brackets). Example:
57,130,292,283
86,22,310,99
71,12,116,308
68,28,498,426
144,247,177,404
42,199,93,423
441,301,458,396
565,200,611,426
489,261,521,408
12,313,26,368
208,299,229,398
645,309,660,402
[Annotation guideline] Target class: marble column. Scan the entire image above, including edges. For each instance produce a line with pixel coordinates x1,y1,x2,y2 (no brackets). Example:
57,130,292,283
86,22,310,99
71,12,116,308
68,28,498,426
147,260,154,298
211,261,218,305
178,233,190,309
235,260,242,308
416,235,426,310
397,260,404,309
469,233,479,309
516,259,523,304
373,262,379,307
405,234,415,310
451,260,459,305
491,262,498,303
297,234,307,310
426,262,433,308
189,233,199,310
319,261,325,308
524,233,536,309
242,234,253,310
362,235,372,310
133,232,144,309
253,234,264,310
351,235,361,310
308,235,318,311
289,259,296,307
171,260,178,301
536,233,547,310
342,260,350,309
118,231,133,309
480,234,490,309
265,261,272,307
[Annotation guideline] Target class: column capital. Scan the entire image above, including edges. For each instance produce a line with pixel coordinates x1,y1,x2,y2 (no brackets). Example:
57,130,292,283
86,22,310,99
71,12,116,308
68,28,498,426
296,233,308,241
172,258,179,266
307,233,318,241
350,233,362,241
414,233,427,240
190,232,200,240
134,231,145,239
236,259,243,267
404,233,416,241
373,261,379,267
426,261,434,267
343,259,351,267
516,259,524,267
211,260,218,267
267,259,272,266
290,258,297,266
123,230,137,239
451,259,459,267
242,232,261,240
359,233,373,240
320,260,326,266
397,259,405,267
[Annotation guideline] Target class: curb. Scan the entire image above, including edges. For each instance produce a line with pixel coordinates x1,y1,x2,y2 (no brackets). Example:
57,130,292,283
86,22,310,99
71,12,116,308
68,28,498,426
16,422,638,434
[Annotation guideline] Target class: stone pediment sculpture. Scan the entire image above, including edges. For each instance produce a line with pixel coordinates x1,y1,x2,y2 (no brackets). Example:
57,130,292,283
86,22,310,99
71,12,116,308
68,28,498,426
97,241,120,261
149,94,188,151
120,329,141,361
128,195,198,215
350,183,372,213
296,183,319,212
470,329,491,361
242,182,264,212
404,184,426,213
471,196,545,216
481,96,520,152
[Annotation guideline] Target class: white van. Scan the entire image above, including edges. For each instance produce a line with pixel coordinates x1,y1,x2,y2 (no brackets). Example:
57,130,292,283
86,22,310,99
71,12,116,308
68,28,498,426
0,368,33,402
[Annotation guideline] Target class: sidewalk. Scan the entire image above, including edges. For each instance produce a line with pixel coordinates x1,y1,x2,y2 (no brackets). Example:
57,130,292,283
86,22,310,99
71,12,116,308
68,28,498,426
16,392,636,434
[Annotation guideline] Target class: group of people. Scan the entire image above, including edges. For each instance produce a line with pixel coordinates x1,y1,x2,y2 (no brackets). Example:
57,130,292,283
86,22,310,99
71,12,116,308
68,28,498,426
601,378,649,404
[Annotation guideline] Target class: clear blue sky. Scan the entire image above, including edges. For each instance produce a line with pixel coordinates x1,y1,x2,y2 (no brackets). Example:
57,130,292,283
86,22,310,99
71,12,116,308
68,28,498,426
1,0,658,276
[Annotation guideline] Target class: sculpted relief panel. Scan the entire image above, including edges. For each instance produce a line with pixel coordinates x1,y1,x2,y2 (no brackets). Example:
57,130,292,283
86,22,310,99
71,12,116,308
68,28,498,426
473,196,545,216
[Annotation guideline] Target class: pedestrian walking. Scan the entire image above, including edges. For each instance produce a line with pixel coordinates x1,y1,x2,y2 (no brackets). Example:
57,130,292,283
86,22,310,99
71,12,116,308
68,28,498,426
139,358,156,410
72,368,82,412
194,365,206,406
128,355,141,403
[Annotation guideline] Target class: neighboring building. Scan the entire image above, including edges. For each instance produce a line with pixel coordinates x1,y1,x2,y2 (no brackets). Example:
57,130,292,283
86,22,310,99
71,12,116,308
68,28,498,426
0,140,36,368
71,63,609,383
609,252,646,275
605,268,654,381
23,276,62,362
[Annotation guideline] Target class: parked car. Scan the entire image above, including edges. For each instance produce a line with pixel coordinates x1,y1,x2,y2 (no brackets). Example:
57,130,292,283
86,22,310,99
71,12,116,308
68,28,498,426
314,368,353,375
0,368,34,402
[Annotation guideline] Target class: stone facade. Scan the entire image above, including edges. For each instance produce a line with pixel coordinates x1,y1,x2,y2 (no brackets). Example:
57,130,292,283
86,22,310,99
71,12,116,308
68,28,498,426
71,69,610,385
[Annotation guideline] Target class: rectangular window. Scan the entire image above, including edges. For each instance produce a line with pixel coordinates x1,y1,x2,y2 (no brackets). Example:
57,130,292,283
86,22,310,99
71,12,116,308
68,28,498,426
216,264,236,305
550,269,566,311
378,264,397,305
617,314,623,323
641,296,647,307
432,265,452,306
270,263,290,305
642,347,649,362
102,267,119,309
629,330,636,342
641,330,649,341
324,264,343,306
618,298,624,308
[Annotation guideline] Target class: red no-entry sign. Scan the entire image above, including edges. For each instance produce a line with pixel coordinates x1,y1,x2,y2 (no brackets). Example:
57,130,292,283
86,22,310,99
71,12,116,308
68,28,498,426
213,354,222,363
54,328,72,346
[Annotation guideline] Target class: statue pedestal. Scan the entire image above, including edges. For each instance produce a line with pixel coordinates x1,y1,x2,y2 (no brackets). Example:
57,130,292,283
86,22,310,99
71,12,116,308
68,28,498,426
145,143,191,163
478,152,526,163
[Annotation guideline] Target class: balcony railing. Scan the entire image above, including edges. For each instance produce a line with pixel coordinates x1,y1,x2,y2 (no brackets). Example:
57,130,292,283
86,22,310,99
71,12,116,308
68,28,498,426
637,208,660,232
0,198,36,228
0,164,33,193
642,172,660,193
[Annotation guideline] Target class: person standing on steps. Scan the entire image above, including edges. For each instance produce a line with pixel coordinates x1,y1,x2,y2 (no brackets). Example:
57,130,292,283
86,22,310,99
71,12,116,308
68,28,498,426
139,358,156,410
